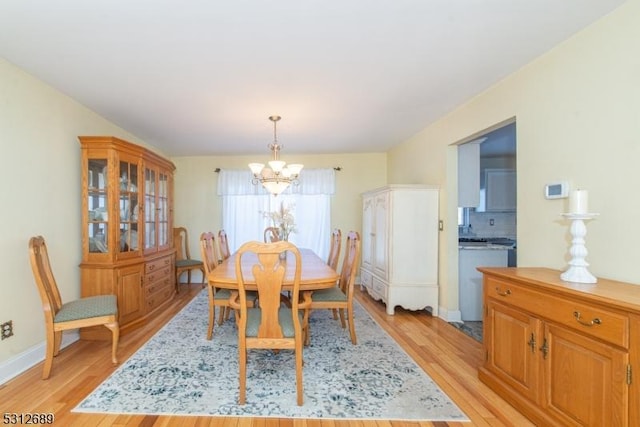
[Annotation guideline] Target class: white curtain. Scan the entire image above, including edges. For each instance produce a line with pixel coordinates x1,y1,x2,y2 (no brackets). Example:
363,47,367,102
217,169,335,259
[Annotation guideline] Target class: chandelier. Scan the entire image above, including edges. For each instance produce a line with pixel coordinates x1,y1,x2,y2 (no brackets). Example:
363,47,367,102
249,115,304,196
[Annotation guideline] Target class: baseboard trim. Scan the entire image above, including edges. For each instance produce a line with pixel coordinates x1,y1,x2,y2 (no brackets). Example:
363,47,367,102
0,331,79,386
437,306,462,323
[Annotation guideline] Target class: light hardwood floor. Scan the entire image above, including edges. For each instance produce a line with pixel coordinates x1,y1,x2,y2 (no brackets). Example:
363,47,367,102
0,285,534,426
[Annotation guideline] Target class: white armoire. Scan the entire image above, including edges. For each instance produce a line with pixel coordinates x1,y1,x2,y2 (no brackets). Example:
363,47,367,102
360,185,439,315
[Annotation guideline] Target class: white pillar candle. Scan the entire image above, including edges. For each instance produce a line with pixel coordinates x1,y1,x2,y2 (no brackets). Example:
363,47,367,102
569,189,589,214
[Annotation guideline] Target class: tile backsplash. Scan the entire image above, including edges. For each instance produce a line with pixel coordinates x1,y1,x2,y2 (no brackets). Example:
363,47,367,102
462,210,516,239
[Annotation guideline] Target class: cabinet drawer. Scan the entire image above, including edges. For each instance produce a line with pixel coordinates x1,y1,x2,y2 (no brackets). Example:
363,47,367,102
372,277,387,299
145,266,172,284
147,286,173,312
360,269,372,289
486,276,629,348
146,277,172,296
146,256,172,274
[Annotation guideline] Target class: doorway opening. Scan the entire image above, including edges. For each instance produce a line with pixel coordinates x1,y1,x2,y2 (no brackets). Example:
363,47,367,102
455,120,517,339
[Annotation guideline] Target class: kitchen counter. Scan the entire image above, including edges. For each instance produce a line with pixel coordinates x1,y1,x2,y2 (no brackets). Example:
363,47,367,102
458,242,513,250
458,238,516,250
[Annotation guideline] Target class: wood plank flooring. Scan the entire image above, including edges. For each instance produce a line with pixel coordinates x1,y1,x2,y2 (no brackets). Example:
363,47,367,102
0,285,534,426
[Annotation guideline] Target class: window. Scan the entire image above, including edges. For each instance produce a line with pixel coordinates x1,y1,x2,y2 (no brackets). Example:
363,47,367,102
217,169,335,259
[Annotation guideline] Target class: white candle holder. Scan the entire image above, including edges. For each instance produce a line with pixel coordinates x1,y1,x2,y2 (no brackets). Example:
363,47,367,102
560,213,599,284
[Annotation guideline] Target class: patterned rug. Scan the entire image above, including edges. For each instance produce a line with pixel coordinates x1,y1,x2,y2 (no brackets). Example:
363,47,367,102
74,290,468,421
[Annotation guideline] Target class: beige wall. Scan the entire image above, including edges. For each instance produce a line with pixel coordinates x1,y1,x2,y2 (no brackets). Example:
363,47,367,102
388,0,640,317
0,58,149,369
171,153,387,273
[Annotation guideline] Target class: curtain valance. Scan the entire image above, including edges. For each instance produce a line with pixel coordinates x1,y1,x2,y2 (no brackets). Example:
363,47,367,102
217,168,335,196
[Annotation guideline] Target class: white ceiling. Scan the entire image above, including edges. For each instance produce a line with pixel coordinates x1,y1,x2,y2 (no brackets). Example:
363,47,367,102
0,1,625,157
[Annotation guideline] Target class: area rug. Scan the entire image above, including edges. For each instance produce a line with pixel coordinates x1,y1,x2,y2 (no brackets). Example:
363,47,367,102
74,290,468,421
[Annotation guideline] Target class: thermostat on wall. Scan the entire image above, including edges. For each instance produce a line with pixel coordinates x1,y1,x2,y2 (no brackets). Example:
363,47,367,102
545,181,569,199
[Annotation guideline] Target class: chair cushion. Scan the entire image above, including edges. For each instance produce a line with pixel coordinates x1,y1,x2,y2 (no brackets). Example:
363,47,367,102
245,308,303,338
175,259,203,268
214,288,232,299
54,295,118,323
311,287,347,302
215,289,258,302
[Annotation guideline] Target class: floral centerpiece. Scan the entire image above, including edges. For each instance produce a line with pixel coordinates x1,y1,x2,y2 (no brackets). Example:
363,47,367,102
262,202,297,241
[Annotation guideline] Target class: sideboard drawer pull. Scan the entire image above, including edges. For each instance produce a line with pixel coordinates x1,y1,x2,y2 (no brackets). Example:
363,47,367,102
573,311,602,327
495,287,511,297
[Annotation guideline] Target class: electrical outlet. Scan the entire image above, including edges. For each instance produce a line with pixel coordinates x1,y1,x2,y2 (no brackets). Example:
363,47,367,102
489,218,495,226
1,320,14,340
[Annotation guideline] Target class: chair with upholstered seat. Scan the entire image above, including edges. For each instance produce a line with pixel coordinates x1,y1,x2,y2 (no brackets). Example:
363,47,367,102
174,227,206,292
229,241,311,406
28,236,119,379
308,231,361,344
199,232,257,339
218,229,231,261
263,226,281,243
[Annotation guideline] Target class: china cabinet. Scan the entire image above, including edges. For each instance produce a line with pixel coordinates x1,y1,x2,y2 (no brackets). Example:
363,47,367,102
360,185,439,315
479,267,640,426
79,136,176,339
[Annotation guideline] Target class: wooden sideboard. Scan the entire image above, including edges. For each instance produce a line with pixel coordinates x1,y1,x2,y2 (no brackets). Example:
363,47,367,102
478,267,640,426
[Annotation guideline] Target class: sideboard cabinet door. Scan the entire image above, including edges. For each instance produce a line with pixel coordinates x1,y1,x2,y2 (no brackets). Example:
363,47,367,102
117,264,145,325
543,323,628,426
485,300,541,403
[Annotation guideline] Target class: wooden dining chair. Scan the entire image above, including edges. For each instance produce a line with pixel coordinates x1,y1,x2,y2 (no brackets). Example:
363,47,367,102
28,236,119,379
174,227,206,292
326,228,342,271
199,232,257,339
218,229,231,261
263,226,281,243
229,241,311,406
307,231,361,344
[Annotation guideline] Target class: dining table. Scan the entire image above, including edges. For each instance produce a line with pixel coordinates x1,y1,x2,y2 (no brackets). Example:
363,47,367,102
207,247,339,292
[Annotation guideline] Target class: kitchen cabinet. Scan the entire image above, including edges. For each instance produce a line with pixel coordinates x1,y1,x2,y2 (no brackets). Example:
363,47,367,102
361,185,439,315
79,136,176,339
458,142,480,207
479,267,639,426
483,168,516,212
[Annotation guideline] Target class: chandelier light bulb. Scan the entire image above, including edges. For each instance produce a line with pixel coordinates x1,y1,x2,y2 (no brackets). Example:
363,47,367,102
248,115,304,196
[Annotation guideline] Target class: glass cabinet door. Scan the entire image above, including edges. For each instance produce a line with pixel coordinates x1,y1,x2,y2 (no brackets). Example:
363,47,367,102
158,171,170,249
144,167,156,250
87,159,109,253
118,160,140,255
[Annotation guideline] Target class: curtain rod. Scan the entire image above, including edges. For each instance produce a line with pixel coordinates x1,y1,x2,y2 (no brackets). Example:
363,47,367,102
214,167,341,173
